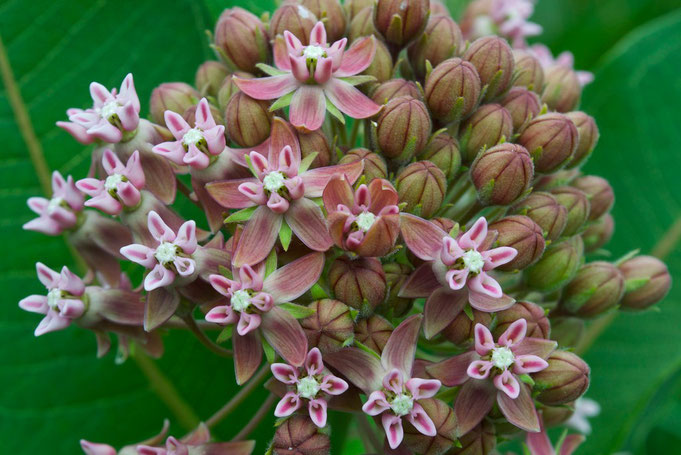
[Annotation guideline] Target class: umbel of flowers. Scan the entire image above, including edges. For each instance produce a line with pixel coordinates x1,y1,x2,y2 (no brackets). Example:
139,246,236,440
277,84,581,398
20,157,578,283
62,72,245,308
20,0,671,454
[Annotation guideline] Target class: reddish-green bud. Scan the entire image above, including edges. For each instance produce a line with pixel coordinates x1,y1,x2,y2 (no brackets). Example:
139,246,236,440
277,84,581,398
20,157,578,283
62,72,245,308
494,301,550,339
224,92,272,147
378,262,414,317
194,61,229,97
183,102,223,126
542,403,575,428
559,261,625,318
339,148,388,180
460,103,513,163
512,49,545,93
551,186,591,236
489,215,545,271
396,161,447,218
533,168,579,192
298,0,347,42
425,58,482,123
463,36,515,101
298,128,332,168
300,299,354,353
447,420,496,455
501,86,541,131
408,14,464,79
270,2,318,44
619,255,672,311
566,111,599,168
377,96,432,159
273,415,330,455
518,113,579,173
582,213,614,253
348,6,375,42
404,398,457,454
362,38,394,84
354,314,393,354
572,175,614,221
345,0,374,20
373,0,430,47
534,350,590,406
525,236,584,292
217,72,250,110
511,191,568,242
550,317,584,347
418,132,461,178
542,65,582,112
442,309,492,346
372,78,422,104
214,7,270,73
470,143,533,206
149,82,199,126
329,256,386,310
430,0,449,16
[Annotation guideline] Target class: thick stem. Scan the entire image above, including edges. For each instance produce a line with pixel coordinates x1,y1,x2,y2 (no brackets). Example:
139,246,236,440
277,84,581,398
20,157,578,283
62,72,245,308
181,315,233,358
231,393,277,441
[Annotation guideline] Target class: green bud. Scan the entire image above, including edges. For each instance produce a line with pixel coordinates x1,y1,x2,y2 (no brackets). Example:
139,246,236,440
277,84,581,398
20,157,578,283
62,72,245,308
425,58,482,123
572,175,614,221
408,14,464,79
372,78,422,105
329,256,386,310
149,82,199,126
270,2,318,45
446,420,496,455
299,0,347,42
418,132,461,178
298,128,332,168
501,86,541,131
542,403,576,428
345,0,374,20
396,161,447,218
378,262,414,317
566,111,599,168
510,191,568,242
582,213,614,253
194,61,229,97
377,96,432,159
362,38,394,84
348,5,376,42
214,7,271,73
489,216,545,271
373,0,430,47
559,261,625,318
512,49,545,93
518,113,579,173
534,350,590,406
464,36,515,101
217,72,250,111
619,255,672,311
460,103,514,163
525,236,584,292
470,143,534,206
494,301,550,339
549,317,584,348
542,65,582,112
551,186,591,236
339,148,388,180
224,92,273,147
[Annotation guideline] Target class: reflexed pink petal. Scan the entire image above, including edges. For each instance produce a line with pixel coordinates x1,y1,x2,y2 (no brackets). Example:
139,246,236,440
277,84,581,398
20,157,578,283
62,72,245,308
407,402,437,436
382,413,404,449
459,217,488,250
203,125,226,156
326,38,346,70
454,379,496,436
19,295,48,314
320,375,348,395
233,206,283,267
58,266,84,295
35,311,71,336
239,263,264,291
271,363,299,384
143,287,180,331
398,263,441,298
308,398,328,427
474,323,495,356
269,117,301,165
23,217,61,235
424,287,467,339
483,246,518,270
300,160,363,198
468,290,516,312
237,312,262,335
147,211,175,243
233,331,263,385
406,378,441,400
57,121,95,144
58,298,85,318
284,30,304,55
381,315,421,377
116,182,141,208
560,434,586,455
125,150,145,187
305,347,324,375
290,86,326,131
80,440,117,455
101,149,125,174
363,390,390,416
399,214,447,261
325,347,385,394
499,319,527,347
120,244,156,268
262,252,323,303
468,272,503,298
164,110,191,139
261,306,308,366
233,74,298,100
336,36,376,77
526,423,555,455
497,383,540,432
195,98,216,130
314,57,333,84
205,304,238,325
426,351,479,387
285,198,332,252
324,78,382,120
513,355,549,374
513,337,557,359
267,192,290,213
274,35,291,70
184,144,210,169
467,360,494,380
250,151,270,176
89,81,112,105
118,102,138,131
277,145,298,175
494,370,520,399
144,264,176,291
26,196,49,215
274,392,302,417
207,178,260,209
119,73,140,111
85,195,120,219
309,21,327,46
208,274,239,297
152,139,186,166
239,181,267,206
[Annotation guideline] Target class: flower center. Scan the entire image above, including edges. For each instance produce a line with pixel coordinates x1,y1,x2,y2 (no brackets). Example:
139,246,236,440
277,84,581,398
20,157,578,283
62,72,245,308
390,393,414,416
100,101,119,120
104,174,125,192
183,128,204,146
303,45,326,61
463,250,485,274
47,288,63,311
355,211,376,232
230,289,251,312
47,197,65,215
263,171,286,192
297,376,321,399
491,346,515,370
155,242,178,265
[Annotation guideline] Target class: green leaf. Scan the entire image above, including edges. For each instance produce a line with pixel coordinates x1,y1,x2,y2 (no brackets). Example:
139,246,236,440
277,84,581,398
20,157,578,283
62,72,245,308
325,97,345,124
279,219,292,251
298,151,319,174
280,302,317,319
224,206,258,224
310,283,329,300
264,249,277,277
338,75,376,86
269,91,294,111
262,337,276,364
216,325,233,343
256,62,287,76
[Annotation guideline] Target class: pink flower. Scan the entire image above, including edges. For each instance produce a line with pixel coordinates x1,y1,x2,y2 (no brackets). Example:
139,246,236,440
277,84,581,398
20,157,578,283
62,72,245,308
233,21,381,131
206,129,363,267
57,74,140,144
19,263,86,336
23,171,84,235
120,211,198,291
205,252,324,384
152,98,226,170
427,319,557,435
530,44,594,86
326,316,442,449
271,347,349,427
76,149,145,215
323,176,400,257
490,0,542,47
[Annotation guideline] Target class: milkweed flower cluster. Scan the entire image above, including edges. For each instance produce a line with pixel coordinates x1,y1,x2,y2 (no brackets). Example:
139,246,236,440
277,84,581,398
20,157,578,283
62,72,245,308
20,0,671,453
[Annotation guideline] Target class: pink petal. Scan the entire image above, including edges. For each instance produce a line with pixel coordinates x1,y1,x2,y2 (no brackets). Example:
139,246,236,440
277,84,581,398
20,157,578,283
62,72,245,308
526,424,555,455
120,244,156,268
326,38,346,70
406,378,441,400
513,337,557,359
459,217,488,250
290,86,326,131
233,206,283,267
144,264,176,291
56,121,94,144
308,398,328,427
494,370,521,399
284,198,333,252
205,304,237,325
34,311,70,336
101,148,125,174
36,262,60,288
362,391,390,416
320,375,348,395
474,323,495,356
262,252,324,302
195,98,216,130
284,30,304,55
468,290,516,312
381,314,422,378
325,347,385,394
324,78,382,120
174,221,197,253
497,383,540,432
407,402,437,437
237,312,262,335
382,413,404,450
208,274,238,297
274,36,291,70
261,306,308,366
116,182,141,208
233,74,298,100
207,178,260,209
267,192,290,213
26,196,49,215
426,351,479,387
274,392,301,417
498,319,527,347
314,57,333,84
336,36,376,77
80,440,117,455
271,363,299,384
300,160,364,198
467,360,494,380
239,181,267,206
89,81,112,105
513,355,549,374
233,331,263,385
124,150,145,188
290,54,311,82
164,110,190,139
423,287,467,339
58,266,84,295
446,268,470,291
203,124,226,156
173,256,196,277
560,434,586,455
239,263,264,291
309,21,327,46
468,272,503,298
184,144,211,169
147,211,175,243
152,140,186,166
483,246,518,270
322,175,355,212
399,214,447,261
19,295,48,314
454,379,496,436
305,347,324,375
382,368,405,394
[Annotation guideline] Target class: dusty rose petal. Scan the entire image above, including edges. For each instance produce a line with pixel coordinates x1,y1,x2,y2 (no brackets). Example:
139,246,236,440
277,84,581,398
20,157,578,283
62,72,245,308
399,214,447,261
424,288,467,339
426,351,479,387
381,315,422,378
497,383,540,432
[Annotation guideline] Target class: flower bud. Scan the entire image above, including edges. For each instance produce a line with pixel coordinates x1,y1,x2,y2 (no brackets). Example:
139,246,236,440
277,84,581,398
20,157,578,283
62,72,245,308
559,261,625,318
533,168,579,192
489,216,545,271
224,92,273,147
214,7,270,73
377,96,432,159
550,317,584,347
430,0,449,16
272,415,330,455
572,175,614,221
534,350,590,406
371,78,422,105
518,113,578,173
183,102,223,126
442,309,492,346
566,111,599,168
300,299,354,353
396,161,447,218
460,103,513,163
542,403,575,428
525,236,584,292
378,262,414,317
542,65,582,112
403,398,457,454
494,301,550,339
582,213,614,253
619,256,672,311
425,58,482,123
270,2,318,44
373,0,429,47
512,49,545,93
418,133,461,178
551,186,591,236
298,0,347,42
149,82,199,126
501,87,541,130
329,256,386,310
345,0,374,20
339,148,388,180
464,36,515,101
298,129,332,168
194,61,228,97
511,191,568,242
447,420,496,455
470,143,533,206
362,38,394,84
408,14,464,79
354,314,393,353
348,6,375,42
216,72,250,110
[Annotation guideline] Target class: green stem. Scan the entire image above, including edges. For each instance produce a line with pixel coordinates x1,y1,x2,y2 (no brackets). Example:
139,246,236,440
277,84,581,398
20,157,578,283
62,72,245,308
349,119,361,147
231,393,277,441
181,315,233,358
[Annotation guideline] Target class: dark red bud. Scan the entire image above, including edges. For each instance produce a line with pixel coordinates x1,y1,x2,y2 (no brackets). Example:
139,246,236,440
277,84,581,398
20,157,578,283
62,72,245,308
224,92,273,147
270,2,318,44
338,148,388,180
565,111,599,168
214,7,271,73
489,215,545,271
377,262,414,317
217,71,251,110
582,213,614,253
373,0,430,47
425,58,482,123
501,86,541,131
372,78,422,105
408,14,464,79
329,256,386,310
298,128,332,168
460,103,514,163
442,308,493,346
272,415,330,455
354,314,393,354
494,301,549,339
298,0,347,42
447,420,496,455
510,191,568,242
518,113,579,173
377,96,432,159
403,398,457,454
149,82,200,126
300,299,354,353
194,61,229,97
571,175,614,221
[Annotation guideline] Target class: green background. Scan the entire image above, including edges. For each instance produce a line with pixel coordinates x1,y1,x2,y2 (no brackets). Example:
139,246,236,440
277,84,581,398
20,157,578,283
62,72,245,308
1,0,680,453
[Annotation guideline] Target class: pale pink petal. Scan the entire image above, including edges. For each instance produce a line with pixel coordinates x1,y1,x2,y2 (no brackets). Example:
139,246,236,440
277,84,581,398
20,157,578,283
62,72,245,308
467,360,494,380
468,290,516,312
147,211,175,243
250,151,270,176
173,256,195,277
233,74,298,100
326,39,346,70
285,198,332,252
174,221,197,253
207,178,260,209
474,323,495,356
382,369,405,394
305,347,324,375
498,319,527,347
494,370,520,399
398,263,441,298
483,246,518,270
208,274,239,297
36,262,60,288
238,263,263,291
125,150,145,188
399,214,447,261
144,264,176,291
290,86,326,131
513,337,557,359
203,124,226,156
195,98,216,130
320,375,348,395
299,160,364,197
271,363,299,384
274,36,291,70
120,244,156,268
513,355,549,374
56,121,95,144
237,312,262,335
468,272,503,298
284,30,304,55
526,425,555,455
117,102,138,131
314,57,333,84
381,315,422,377
26,196,49,215
233,331,263,385
362,391,390,416
58,266,84,295
324,78,382,120
183,144,211,169
277,145,298,175
336,36,376,77
116,182,141,208
35,311,70,336
382,413,404,449
560,434,586,455
19,295,48,314
267,192,290,213
290,54,311,82
274,392,302,417
152,140,186,166
407,402,437,437
233,206,283,267
262,252,324,303
164,110,191,139
80,440,117,455
309,21,327,46
101,149,125,174
406,378,441,400
308,398,328,427
205,304,238,325
423,287,467,339
89,81,112,105
459,217,488,250
446,268,470,291
239,181,267,206
57,299,85,318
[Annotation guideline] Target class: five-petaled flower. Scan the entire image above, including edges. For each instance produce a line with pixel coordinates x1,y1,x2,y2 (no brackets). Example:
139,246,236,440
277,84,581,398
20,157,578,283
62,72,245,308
120,211,198,291
233,21,381,131
57,73,140,144
24,171,84,235
76,149,145,215
152,98,226,170
271,347,349,427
